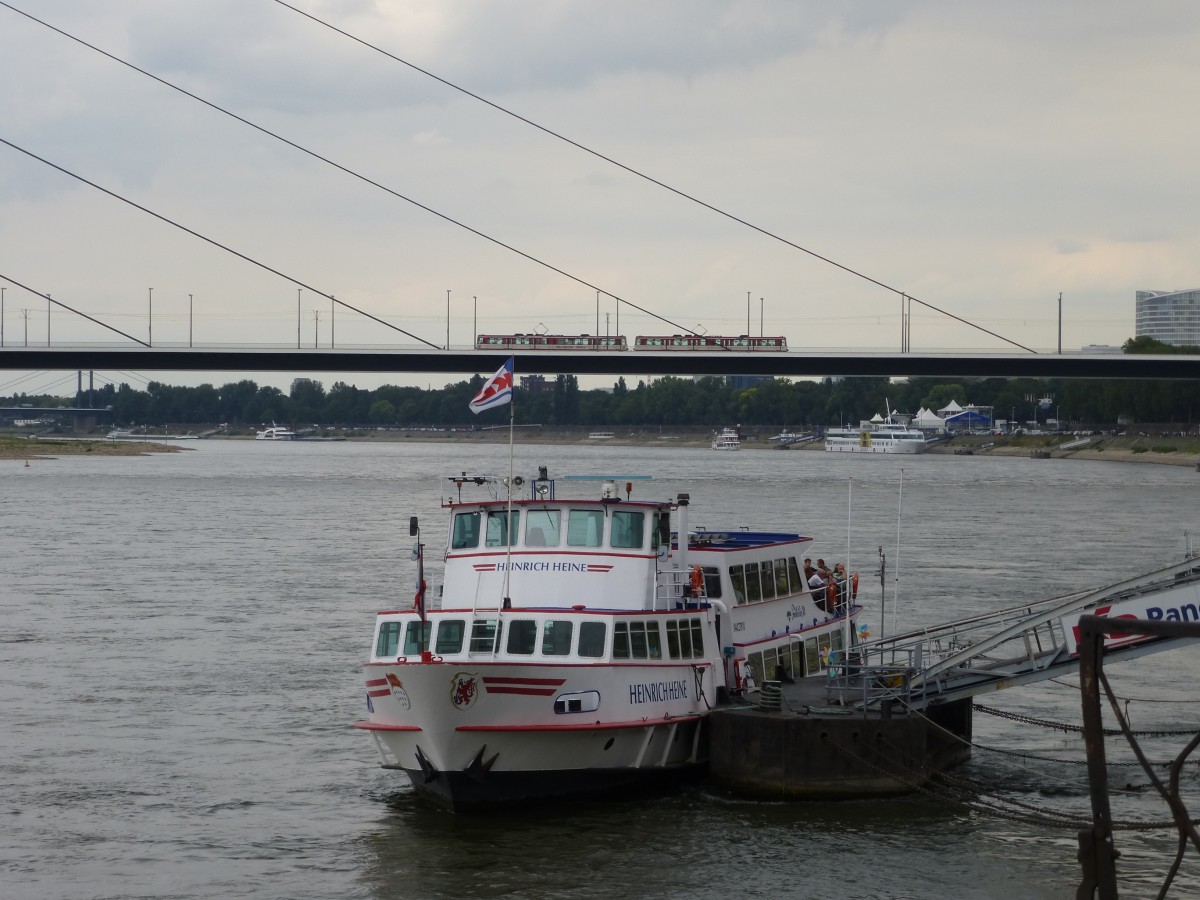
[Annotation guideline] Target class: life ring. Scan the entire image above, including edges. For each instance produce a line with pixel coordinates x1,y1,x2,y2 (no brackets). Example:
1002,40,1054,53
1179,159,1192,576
690,564,704,595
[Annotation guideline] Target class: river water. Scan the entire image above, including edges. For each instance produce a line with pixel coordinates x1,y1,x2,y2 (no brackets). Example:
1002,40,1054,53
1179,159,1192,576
4,439,1200,899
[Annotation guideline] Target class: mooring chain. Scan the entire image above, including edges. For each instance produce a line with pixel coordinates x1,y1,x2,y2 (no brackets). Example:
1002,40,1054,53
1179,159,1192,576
970,740,1187,770
837,734,1200,832
975,703,1199,737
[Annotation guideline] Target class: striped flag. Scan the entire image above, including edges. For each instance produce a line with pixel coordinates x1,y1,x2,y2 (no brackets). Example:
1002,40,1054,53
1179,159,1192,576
469,357,514,414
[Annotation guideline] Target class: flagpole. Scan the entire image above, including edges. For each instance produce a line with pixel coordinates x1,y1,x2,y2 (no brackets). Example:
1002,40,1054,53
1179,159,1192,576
503,381,515,607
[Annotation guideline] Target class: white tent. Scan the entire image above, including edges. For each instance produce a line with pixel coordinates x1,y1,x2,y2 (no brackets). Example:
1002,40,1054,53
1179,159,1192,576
914,408,945,430
937,399,963,416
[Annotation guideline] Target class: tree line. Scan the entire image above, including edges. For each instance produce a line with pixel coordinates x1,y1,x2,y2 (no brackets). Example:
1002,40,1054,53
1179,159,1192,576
7,339,1199,429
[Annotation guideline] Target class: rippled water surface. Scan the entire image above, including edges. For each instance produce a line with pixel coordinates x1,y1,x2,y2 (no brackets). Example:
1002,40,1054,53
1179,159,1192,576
4,441,1200,899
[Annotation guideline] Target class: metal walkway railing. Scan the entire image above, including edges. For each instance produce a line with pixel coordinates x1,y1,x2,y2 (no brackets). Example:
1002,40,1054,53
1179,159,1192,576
826,556,1200,711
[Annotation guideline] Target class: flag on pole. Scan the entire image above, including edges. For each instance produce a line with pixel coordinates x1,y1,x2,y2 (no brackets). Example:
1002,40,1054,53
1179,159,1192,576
414,542,427,622
469,357,515,414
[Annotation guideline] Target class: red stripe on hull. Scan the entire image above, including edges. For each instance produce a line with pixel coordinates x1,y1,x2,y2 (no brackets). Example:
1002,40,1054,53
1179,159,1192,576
367,689,391,698
456,715,701,733
483,687,559,696
481,676,566,686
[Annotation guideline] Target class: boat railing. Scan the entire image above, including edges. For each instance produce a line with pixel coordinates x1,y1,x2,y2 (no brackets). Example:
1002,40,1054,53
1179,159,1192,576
654,568,704,610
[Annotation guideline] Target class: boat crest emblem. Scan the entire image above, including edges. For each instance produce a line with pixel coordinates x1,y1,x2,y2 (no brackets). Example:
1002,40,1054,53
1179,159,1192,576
386,673,411,710
450,672,480,709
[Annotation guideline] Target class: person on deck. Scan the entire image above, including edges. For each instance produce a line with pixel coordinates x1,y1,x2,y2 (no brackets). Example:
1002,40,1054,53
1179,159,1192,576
808,566,827,611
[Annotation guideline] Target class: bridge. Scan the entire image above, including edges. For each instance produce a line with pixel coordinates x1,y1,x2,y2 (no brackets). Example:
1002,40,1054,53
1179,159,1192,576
2,346,1199,380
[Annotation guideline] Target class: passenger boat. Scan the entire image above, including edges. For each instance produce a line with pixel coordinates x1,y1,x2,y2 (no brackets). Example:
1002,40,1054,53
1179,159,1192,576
354,467,861,810
711,427,741,450
255,425,296,441
825,411,926,454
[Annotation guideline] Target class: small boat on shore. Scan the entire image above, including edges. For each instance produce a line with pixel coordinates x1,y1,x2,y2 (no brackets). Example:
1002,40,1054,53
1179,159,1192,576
711,427,741,450
255,425,296,441
354,467,860,810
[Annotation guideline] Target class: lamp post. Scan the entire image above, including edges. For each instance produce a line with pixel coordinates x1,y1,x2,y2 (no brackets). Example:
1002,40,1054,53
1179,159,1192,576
1,284,5,346
446,289,451,350
188,293,193,347
297,289,301,349
148,287,152,346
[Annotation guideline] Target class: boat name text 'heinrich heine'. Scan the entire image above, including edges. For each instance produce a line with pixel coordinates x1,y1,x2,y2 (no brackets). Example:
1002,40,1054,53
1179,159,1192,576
473,561,613,573
629,680,689,704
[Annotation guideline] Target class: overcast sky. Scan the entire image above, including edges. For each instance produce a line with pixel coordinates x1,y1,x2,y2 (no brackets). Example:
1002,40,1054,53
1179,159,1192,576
1,0,1197,394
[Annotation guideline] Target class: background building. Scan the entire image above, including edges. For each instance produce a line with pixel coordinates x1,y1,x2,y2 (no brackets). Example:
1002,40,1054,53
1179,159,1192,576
1135,289,1200,346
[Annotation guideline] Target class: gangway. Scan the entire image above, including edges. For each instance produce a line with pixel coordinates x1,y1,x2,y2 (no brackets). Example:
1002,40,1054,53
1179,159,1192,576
828,556,1200,711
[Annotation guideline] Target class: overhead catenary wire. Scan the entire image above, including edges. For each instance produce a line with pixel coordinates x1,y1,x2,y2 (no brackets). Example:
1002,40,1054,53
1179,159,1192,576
269,0,1036,354
0,2,699,344
0,136,441,350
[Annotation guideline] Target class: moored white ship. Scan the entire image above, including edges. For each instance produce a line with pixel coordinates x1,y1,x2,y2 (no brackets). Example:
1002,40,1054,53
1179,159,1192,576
355,467,861,810
825,410,926,454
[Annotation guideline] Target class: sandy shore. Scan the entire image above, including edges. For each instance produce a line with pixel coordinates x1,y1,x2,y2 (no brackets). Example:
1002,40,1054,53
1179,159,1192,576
0,437,187,461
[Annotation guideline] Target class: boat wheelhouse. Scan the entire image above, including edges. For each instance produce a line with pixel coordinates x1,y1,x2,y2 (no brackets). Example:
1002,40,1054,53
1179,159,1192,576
355,468,860,809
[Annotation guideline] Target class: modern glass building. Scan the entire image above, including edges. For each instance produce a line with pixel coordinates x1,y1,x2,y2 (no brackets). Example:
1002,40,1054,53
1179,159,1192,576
1135,289,1200,346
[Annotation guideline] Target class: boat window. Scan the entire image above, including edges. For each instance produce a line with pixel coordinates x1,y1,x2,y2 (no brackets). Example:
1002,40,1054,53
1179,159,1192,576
774,559,791,596
629,621,648,658
759,561,776,600
804,637,821,675
403,621,431,655
645,621,663,660
613,622,630,659
744,563,763,603
540,620,573,656
668,619,693,658
566,509,604,547
375,621,401,657
435,620,465,654
611,511,645,549
506,620,537,655
652,512,670,552
451,512,480,549
701,566,721,599
578,621,606,657
787,558,803,594
524,509,560,547
689,619,704,658
729,565,746,605
485,510,519,547
469,619,502,653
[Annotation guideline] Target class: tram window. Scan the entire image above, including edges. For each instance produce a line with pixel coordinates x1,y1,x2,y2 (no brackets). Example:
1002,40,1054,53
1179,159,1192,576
629,621,648,658
485,510,519,547
578,621,606,657
613,622,630,659
403,621,431,655
567,509,604,547
689,619,704,658
729,565,747,605
451,512,480,549
787,557,803,593
435,620,465,654
774,558,791,596
375,621,401,657
525,509,560,547
645,621,663,660
506,620,537,655
744,563,763,603
702,566,722,599
611,511,645,549
759,561,776,600
469,619,502,653
541,620,573,656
